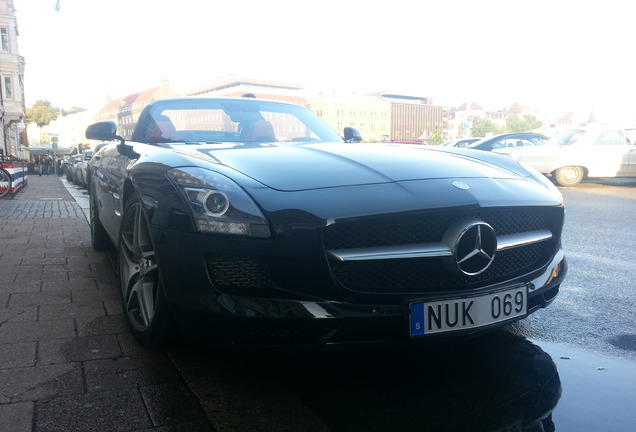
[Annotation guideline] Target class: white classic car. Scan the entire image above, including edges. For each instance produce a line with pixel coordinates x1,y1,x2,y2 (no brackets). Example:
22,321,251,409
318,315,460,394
494,126,636,186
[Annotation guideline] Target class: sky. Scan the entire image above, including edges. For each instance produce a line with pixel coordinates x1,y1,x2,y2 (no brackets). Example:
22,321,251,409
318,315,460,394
15,0,636,123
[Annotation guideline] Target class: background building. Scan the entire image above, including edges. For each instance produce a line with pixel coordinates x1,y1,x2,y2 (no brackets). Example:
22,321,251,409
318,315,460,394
307,93,391,142
377,93,447,142
94,80,176,139
0,0,26,157
185,77,306,106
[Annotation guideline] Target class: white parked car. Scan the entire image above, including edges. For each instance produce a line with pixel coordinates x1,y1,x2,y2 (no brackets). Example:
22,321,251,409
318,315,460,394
494,126,636,186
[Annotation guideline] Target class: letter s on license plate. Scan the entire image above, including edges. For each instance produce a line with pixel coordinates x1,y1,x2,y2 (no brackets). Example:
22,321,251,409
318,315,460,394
409,286,527,336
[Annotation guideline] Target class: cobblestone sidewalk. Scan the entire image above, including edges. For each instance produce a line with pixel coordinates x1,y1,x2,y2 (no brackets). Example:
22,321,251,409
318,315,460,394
0,175,214,432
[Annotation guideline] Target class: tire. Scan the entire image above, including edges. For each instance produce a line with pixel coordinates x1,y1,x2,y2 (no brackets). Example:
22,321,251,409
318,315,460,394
89,192,112,251
118,194,173,346
553,166,584,187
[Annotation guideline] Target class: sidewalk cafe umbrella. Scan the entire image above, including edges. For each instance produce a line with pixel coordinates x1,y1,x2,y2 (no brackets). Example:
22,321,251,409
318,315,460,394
25,143,73,156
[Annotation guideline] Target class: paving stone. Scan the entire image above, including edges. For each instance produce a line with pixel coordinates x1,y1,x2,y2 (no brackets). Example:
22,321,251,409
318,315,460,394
0,363,83,403
37,335,122,364
85,356,181,393
0,401,34,432
14,271,69,283
19,256,67,266
71,288,119,304
41,278,97,291
0,273,16,284
38,301,106,321
76,314,128,337
0,280,42,293
0,342,37,368
8,291,71,308
0,306,37,323
0,319,76,344
35,388,152,432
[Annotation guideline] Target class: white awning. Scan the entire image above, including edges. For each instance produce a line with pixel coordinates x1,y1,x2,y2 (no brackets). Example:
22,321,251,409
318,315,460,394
24,143,73,156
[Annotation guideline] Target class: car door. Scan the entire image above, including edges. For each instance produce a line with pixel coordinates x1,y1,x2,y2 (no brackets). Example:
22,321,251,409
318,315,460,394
91,145,131,239
583,129,630,177
626,129,636,175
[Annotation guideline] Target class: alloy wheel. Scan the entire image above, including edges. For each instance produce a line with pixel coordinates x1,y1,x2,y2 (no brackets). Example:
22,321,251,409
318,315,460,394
119,201,160,333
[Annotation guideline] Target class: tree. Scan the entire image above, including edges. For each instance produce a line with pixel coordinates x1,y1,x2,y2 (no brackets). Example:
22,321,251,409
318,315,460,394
64,106,87,116
505,115,542,133
470,116,504,137
26,100,60,127
428,126,444,145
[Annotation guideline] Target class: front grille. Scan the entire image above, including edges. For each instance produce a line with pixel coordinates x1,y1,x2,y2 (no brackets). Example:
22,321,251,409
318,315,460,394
324,207,563,294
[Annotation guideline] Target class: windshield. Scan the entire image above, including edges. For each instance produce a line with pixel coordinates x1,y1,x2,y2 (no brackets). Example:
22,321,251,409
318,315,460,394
547,129,585,146
131,98,344,144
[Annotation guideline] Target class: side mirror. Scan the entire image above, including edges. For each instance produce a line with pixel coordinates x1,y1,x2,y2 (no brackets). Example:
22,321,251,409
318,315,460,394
344,127,363,143
85,121,118,141
85,121,138,159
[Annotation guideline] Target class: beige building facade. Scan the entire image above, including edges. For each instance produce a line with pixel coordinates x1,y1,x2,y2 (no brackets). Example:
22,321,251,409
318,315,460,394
307,93,391,142
0,0,25,157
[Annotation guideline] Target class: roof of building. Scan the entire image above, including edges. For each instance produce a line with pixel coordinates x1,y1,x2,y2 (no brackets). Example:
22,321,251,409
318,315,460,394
185,77,304,96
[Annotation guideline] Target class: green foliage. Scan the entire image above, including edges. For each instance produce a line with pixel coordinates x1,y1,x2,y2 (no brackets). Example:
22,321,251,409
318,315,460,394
468,114,543,137
25,100,88,126
470,117,505,137
428,126,444,146
26,100,59,127
64,106,87,116
505,114,542,132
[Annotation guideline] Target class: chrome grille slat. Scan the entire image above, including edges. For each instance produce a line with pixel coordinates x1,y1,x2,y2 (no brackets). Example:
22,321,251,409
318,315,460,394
328,229,553,262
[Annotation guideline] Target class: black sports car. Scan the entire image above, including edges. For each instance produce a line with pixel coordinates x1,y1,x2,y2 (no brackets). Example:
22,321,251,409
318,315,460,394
86,97,567,348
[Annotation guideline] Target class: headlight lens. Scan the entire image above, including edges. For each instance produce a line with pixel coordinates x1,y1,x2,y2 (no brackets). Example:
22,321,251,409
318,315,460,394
167,167,270,238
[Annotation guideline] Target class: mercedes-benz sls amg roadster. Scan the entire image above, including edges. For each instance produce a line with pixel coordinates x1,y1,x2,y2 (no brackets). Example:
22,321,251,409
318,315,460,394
86,97,566,348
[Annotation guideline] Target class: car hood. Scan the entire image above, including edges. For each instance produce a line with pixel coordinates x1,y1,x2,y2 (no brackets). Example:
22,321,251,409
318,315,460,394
172,142,529,192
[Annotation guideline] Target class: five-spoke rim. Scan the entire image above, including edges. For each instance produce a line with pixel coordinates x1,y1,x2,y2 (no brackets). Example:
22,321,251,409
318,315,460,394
119,202,159,333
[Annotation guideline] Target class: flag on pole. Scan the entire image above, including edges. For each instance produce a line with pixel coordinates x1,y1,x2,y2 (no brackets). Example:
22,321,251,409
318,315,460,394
55,0,60,11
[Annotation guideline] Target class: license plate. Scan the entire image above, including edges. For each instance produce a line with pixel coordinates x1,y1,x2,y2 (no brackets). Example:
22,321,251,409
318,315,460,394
409,286,527,336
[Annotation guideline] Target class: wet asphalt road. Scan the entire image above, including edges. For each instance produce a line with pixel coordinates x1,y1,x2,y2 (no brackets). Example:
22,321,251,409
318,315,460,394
508,178,636,361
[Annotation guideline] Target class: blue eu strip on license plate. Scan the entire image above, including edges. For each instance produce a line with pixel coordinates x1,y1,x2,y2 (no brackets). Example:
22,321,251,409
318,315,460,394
410,303,425,336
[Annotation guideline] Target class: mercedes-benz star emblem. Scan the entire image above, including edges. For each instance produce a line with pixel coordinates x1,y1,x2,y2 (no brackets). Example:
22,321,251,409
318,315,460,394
452,181,470,190
454,222,497,276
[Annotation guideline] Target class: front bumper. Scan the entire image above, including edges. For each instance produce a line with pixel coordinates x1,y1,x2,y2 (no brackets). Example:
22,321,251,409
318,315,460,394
165,243,566,348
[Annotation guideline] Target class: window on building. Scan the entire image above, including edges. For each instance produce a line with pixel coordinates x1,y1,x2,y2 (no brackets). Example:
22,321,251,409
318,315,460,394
1,28,9,52
3,76,13,100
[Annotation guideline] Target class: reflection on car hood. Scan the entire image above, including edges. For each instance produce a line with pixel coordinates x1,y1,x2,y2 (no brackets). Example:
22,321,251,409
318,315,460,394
172,143,526,191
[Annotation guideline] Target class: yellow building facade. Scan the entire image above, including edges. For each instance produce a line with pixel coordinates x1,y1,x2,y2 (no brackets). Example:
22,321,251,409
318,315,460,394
307,94,391,142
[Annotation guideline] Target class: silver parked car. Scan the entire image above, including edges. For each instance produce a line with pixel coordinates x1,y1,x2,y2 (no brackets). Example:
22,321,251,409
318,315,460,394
74,150,93,187
494,126,636,186
66,155,82,182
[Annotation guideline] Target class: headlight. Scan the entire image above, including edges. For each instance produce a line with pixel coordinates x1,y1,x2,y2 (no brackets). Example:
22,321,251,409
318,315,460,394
167,167,271,238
